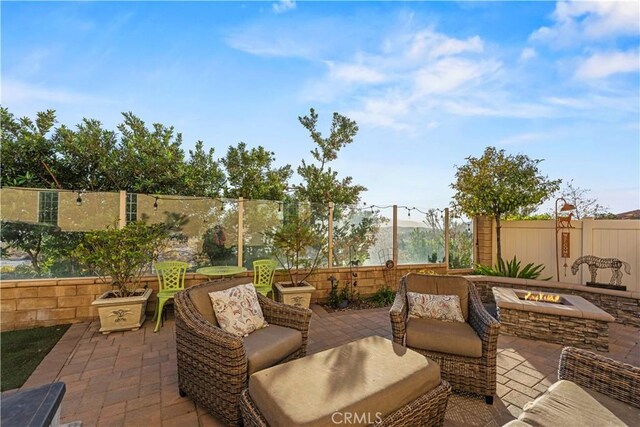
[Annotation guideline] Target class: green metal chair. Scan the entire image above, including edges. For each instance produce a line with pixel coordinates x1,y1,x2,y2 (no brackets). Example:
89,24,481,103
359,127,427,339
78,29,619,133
153,261,187,332
252,259,277,297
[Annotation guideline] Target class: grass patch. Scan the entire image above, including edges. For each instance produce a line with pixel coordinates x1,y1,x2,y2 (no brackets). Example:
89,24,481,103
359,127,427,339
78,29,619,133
1,324,71,391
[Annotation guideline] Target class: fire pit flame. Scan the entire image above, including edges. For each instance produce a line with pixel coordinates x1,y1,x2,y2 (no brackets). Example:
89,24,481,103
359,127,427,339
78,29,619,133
524,291,561,303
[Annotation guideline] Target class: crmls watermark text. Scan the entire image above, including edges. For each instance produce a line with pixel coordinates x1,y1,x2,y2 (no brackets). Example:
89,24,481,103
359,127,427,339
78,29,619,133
331,412,383,424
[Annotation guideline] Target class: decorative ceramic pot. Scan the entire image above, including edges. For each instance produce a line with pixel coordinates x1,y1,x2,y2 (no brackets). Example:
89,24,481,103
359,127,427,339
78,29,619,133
274,281,315,309
91,288,152,334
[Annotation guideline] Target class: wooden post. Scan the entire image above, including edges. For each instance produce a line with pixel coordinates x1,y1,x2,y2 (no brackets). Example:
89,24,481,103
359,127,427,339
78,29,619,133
392,205,398,267
327,202,334,267
444,208,450,270
237,197,244,268
118,191,127,229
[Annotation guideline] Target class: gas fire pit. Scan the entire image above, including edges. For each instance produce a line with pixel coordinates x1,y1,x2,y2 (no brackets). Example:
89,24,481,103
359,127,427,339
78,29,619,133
492,287,615,351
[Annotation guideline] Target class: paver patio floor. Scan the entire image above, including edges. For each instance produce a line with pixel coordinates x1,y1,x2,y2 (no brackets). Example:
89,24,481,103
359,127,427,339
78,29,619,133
11,305,640,427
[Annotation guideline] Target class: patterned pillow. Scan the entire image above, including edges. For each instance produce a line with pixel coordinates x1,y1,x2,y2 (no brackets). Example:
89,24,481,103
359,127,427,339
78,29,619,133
407,292,465,323
209,284,268,337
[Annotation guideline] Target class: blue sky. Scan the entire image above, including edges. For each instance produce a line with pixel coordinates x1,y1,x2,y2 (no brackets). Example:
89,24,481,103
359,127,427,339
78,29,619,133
3,1,639,214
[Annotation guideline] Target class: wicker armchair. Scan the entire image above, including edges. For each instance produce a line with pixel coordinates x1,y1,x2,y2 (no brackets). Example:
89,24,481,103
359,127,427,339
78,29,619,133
559,346,640,409
390,274,500,404
175,278,312,426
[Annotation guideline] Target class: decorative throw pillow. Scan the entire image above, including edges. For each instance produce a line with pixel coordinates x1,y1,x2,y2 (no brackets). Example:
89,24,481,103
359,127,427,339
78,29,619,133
407,292,465,323
209,284,268,337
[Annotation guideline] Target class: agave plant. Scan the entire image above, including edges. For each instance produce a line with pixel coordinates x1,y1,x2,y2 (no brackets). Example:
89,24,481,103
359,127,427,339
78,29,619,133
474,256,550,280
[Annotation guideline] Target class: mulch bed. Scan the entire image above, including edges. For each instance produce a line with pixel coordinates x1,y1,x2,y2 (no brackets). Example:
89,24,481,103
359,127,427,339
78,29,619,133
319,299,391,313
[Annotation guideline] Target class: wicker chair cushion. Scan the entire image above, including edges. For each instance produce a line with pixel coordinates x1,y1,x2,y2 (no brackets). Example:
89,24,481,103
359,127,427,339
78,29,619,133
209,284,268,337
407,293,465,322
244,325,303,375
406,318,482,358
405,274,469,320
248,336,441,427
517,380,627,427
188,278,253,326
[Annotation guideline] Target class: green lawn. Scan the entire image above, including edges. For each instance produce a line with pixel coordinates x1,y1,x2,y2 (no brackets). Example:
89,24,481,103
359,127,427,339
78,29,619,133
1,324,71,391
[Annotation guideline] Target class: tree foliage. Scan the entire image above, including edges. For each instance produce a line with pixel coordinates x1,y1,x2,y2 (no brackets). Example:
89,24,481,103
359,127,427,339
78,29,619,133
221,142,292,200
72,221,170,296
556,179,609,220
451,146,560,262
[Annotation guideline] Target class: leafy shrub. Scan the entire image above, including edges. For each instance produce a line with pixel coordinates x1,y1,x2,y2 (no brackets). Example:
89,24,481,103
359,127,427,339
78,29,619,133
327,281,341,309
72,221,170,296
474,256,550,280
369,286,396,307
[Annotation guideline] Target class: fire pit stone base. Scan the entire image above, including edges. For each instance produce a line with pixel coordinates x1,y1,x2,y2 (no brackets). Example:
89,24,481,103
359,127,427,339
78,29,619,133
493,287,615,352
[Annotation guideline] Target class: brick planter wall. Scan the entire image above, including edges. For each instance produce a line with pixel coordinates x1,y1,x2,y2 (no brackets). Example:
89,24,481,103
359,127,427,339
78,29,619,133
0,264,455,331
496,307,611,352
469,276,640,327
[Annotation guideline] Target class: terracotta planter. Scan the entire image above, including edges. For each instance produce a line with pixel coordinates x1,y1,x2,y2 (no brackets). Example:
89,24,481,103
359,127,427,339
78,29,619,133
92,288,152,334
274,281,315,309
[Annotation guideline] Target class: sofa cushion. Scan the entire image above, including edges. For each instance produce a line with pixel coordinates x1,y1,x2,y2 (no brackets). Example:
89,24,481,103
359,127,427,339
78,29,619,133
244,325,302,376
248,336,441,427
209,284,268,337
405,274,469,320
406,318,482,358
584,386,640,426
188,278,253,326
407,292,465,323
519,380,626,427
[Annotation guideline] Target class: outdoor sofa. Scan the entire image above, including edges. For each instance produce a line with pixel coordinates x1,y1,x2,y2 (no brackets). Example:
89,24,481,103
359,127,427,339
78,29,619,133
174,278,312,426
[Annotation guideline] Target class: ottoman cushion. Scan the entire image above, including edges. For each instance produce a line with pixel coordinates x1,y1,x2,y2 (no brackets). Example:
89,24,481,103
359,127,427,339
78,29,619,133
248,336,441,427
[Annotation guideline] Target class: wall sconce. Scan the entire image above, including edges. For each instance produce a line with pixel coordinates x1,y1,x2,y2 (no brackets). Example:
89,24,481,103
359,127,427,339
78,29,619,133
153,197,159,211
555,197,576,280
76,191,83,206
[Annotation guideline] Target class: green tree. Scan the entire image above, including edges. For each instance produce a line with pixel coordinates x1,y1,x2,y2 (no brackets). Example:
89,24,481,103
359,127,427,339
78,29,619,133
184,141,225,197
451,146,560,263
221,142,292,200
556,179,609,220
294,108,364,204
53,119,120,191
115,112,189,194
1,108,60,188
294,108,384,267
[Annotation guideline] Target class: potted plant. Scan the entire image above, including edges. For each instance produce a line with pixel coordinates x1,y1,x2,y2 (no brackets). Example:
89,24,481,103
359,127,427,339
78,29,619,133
73,221,170,333
268,215,325,308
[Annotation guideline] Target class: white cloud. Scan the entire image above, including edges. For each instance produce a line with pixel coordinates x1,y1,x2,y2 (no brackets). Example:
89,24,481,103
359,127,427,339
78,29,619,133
497,132,550,146
272,0,296,14
407,30,483,60
575,50,640,80
519,47,537,62
2,79,106,104
413,58,500,95
326,61,386,84
530,0,639,46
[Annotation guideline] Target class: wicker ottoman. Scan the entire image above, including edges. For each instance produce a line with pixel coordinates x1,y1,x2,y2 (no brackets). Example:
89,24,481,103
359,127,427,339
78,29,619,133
240,336,451,427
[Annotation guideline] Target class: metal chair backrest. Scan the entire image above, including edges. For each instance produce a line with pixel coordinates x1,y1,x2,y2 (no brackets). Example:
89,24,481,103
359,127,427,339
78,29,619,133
253,259,277,288
155,261,187,292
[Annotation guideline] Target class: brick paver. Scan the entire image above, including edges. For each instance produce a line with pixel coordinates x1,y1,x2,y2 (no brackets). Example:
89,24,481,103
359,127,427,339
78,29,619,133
8,305,639,427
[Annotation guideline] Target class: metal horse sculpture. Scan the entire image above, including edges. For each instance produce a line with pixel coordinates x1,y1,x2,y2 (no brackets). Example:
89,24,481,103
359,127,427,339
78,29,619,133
571,255,631,285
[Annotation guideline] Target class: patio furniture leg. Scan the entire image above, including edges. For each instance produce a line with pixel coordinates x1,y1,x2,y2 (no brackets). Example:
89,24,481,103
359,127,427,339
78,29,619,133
154,297,170,332
485,395,494,405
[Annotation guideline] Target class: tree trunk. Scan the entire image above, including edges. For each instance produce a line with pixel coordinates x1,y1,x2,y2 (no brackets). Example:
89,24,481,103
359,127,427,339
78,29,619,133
495,215,502,266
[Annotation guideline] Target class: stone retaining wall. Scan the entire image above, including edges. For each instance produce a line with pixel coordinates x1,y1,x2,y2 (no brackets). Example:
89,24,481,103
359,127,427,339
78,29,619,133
469,276,640,327
496,307,610,352
0,264,452,331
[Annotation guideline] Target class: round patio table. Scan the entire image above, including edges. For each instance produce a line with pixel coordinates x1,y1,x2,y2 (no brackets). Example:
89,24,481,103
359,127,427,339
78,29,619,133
196,266,248,277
